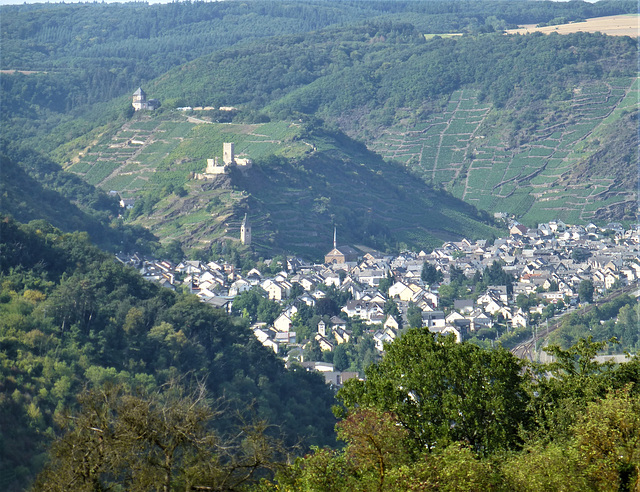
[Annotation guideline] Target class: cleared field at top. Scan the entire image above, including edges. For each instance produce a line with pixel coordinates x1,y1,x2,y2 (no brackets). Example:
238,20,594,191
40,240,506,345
506,14,638,37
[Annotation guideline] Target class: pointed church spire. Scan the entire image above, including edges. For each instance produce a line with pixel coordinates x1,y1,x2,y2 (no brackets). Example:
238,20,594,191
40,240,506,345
333,227,337,250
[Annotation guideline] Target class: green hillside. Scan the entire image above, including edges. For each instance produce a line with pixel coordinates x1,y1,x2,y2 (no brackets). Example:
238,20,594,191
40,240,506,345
67,112,498,258
0,142,161,254
0,218,337,489
144,26,637,227
2,1,638,256
370,80,639,224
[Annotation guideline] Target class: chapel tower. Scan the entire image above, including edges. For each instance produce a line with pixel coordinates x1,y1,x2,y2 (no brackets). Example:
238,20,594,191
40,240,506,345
241,213,251,246
132,87,147,111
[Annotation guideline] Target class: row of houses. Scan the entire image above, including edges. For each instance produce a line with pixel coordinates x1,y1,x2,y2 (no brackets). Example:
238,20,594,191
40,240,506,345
118,221,639,382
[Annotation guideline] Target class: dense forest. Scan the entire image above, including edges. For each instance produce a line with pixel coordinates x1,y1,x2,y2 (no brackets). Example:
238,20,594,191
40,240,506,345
1,0,636,151
150,25,636,115
0,218,337,490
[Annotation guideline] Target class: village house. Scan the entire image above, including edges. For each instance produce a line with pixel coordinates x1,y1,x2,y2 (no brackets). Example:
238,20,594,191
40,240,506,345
342,299,386,325
422,311,445,329
314,333,335,352
274,313,294,333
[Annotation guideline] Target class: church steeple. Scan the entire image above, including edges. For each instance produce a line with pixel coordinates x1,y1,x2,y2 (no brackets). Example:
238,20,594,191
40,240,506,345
333,227,337,249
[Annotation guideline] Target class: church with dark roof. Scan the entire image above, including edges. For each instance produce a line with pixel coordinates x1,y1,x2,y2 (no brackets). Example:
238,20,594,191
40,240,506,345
324,228,359,264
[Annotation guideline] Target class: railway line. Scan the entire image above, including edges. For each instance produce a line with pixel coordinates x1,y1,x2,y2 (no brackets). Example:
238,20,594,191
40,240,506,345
510,282,638,362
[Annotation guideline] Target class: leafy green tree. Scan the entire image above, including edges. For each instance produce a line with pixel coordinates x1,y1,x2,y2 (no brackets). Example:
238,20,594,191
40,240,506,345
483,260,514,295
315,297,339,317
406,303,423,329
579,279,595,303
289,282,305,299
291,312,312,342
378,273,394,296
572,248,591,263
336,409,411,491
34,382,287,492
437,283,458,309
542,302,556,320
516,292,537,311
231,288,280,324
421,262,443,285
449,265,466,285
385,443,499,491
333,344,349,372
383,299,401,322
527,337,619,442
282,412,498,492
283,447,350,492
502,440,587,492
159,239,185,265
338,328,529,455
503,386,640,492
305,338,323,362
573,387,640,491
344,318,363,340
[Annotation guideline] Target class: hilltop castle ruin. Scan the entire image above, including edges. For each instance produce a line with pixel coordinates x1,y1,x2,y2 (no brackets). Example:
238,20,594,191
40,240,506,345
196,142,252,179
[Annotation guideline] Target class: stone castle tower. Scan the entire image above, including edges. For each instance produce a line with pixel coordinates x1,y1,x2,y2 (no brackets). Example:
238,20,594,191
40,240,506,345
223,142,235,165
241,213,251,246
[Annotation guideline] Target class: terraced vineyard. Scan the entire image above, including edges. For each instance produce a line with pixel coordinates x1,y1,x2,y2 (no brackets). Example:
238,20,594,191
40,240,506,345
370,77,638,225
63,114,321,253
67,115,309,198
63,109,498,257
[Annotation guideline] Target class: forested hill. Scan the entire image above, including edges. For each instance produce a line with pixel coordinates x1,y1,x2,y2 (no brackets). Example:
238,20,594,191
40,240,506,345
0,142,163,255
2,0,636,151
152,23,636,114
0,217,337,490
143,21,637,226
1,1,370,107
1,0,638,257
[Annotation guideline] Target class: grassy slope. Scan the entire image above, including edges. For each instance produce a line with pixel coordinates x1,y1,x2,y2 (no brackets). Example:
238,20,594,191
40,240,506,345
233,129,498,258
68,111,498,258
